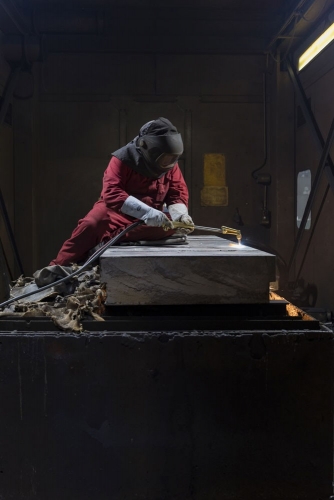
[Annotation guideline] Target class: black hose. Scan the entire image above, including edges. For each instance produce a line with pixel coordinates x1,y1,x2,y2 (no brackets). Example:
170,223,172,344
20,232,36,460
0,220,144,310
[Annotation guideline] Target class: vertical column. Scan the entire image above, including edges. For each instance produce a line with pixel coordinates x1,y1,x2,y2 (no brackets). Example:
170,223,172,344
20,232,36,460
13,98,35,276
270,57,295,270
184,110,192,213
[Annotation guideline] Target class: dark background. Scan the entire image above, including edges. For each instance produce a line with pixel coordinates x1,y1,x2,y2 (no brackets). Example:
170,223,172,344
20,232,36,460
0,0,334,313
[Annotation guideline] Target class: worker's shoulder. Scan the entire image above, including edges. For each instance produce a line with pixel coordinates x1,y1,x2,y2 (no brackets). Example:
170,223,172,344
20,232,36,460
106,156,132,172
108,155,123,167
167,162,183,178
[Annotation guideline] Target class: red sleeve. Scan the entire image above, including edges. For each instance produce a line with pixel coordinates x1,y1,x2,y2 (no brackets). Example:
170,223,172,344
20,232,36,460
165,164,189,208
101,157,132,211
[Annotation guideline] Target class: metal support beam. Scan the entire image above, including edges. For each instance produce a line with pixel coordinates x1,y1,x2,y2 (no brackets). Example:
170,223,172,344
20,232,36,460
267,0,307,51
0,66,20,125
286,57,334,192
0,0,31,35
0,66,24,278
288,118,334,273
184,110,192,214
0,238,12,297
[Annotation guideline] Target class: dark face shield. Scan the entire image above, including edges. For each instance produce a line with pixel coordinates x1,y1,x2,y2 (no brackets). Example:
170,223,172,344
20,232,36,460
138,133,183,177
157,153,180,169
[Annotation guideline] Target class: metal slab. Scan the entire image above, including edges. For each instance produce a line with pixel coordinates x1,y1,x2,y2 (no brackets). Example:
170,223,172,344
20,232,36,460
100,235,276,305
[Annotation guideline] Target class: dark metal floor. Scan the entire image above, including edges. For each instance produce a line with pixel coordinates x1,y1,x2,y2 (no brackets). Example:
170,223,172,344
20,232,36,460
0,299,323,333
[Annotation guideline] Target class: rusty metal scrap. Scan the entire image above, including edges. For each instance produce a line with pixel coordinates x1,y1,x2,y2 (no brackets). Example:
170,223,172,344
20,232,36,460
0,266,107,333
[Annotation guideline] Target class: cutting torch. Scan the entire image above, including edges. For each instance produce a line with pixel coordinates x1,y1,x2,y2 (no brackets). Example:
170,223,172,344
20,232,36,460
163,221,242,244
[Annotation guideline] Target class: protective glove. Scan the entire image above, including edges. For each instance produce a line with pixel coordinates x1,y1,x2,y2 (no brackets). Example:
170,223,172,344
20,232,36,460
168,203,194,234
121,195,173,228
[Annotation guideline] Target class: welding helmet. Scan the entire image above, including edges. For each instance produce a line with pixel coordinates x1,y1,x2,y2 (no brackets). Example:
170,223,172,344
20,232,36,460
137,117,183,177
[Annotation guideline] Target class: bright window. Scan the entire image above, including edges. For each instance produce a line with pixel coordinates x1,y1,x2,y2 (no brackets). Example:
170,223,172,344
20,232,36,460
297,170,311,229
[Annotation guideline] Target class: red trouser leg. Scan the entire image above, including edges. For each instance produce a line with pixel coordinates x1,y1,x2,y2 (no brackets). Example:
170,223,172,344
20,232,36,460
50,200,176,266
50,201,110,266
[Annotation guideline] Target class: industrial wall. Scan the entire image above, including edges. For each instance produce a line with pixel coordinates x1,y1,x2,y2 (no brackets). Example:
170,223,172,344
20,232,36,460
0,46,297,301
0,2,333,317
7,35,334,309
33,52,276,268
294,42,334,313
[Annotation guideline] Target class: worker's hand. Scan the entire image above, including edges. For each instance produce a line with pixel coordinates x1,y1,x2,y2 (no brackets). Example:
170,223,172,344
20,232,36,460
176,214,195,234
121,195,173,228
143,208,173,228
168,204,194,234
179,214,194,225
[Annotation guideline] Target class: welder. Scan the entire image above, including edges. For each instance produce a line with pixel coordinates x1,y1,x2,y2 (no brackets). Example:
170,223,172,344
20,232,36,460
50,117,194,266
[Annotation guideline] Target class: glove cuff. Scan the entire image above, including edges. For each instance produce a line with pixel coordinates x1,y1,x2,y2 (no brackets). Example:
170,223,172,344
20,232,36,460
121,196,151,220
168,203,188,221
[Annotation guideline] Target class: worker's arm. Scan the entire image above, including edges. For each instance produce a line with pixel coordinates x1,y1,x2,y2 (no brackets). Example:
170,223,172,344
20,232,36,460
101,157,172,228
165,164,194,232
101,157,133,211
121,196,172,227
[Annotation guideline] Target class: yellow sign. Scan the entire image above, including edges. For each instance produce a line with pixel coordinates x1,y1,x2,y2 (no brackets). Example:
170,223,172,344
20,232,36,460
201,154,228,206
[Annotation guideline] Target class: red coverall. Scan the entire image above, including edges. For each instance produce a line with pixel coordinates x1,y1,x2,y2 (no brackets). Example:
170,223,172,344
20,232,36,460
50,157,189,265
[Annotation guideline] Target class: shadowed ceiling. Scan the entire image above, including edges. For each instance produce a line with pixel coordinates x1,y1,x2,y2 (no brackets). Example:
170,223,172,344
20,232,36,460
1,0,334,54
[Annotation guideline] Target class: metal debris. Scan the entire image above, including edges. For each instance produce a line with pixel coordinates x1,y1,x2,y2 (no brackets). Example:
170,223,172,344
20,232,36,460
0,266,107,333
